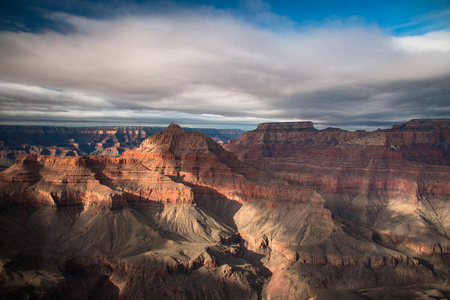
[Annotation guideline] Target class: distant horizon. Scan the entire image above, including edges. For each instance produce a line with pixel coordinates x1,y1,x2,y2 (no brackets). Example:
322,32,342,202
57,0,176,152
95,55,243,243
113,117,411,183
1,117,448,132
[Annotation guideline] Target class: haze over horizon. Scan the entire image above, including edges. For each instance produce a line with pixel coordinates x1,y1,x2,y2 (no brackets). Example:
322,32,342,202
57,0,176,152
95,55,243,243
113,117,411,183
1,0,449,131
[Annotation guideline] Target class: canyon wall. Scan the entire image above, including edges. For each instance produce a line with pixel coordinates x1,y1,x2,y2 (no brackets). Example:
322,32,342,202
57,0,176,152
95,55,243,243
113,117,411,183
224,119,450,297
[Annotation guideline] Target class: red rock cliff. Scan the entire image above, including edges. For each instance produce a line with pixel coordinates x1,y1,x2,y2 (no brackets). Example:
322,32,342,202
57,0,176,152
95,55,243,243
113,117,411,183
0,154,194,211
123,123,321,206
225,119,450,257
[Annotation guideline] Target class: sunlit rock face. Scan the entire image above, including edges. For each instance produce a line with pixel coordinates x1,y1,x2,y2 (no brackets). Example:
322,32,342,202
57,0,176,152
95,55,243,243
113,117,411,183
1,120,449,299
224,119,450,297
0,125,245,170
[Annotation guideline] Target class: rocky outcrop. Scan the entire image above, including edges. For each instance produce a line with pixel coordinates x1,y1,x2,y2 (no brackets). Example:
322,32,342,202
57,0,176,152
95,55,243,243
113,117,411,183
123,122,318,206
224,119,450,203
0,154,195,211
0,125,244,169
225,119,450,263
226,119,449,159
0,125,244,149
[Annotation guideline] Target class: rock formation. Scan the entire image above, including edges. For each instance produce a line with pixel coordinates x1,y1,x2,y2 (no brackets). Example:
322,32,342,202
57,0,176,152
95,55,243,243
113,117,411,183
225,119,450,297
0,125,244,170
0,120,449,299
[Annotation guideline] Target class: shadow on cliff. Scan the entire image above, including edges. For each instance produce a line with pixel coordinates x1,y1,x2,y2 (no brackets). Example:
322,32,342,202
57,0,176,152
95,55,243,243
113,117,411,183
168,175,243,231
61,256,121,299
166,175,271,299
0,205,123,299
210,235,273,300
84,157,117,190
84,157,165,211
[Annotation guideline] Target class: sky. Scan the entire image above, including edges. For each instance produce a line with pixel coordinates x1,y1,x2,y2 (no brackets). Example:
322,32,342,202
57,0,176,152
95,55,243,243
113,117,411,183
0,0,449,131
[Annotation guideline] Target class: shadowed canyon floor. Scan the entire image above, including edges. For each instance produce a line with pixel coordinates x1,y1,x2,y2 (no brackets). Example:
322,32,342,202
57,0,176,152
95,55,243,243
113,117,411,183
0,120,449,299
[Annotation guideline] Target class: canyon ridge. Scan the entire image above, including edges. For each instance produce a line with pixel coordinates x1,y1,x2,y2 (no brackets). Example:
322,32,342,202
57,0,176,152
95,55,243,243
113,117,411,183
0,119,449,299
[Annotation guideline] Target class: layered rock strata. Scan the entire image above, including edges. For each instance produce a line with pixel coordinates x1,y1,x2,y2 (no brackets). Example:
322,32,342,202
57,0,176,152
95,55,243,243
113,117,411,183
0,125,244,169
225,119,450,297
0,120,449,299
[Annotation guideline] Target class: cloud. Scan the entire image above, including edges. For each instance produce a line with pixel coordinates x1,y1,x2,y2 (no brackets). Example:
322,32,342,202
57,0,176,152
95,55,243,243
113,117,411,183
0,7,449,130
392,31,450,52
0,80,111,108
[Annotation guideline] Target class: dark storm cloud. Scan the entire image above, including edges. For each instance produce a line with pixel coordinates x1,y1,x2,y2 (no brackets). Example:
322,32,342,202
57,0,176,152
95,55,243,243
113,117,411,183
0,6,449,130
270,76,450,129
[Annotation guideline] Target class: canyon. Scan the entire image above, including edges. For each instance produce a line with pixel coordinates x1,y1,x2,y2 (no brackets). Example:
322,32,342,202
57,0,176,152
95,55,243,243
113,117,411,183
0,125,244,171
0,119,449,299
